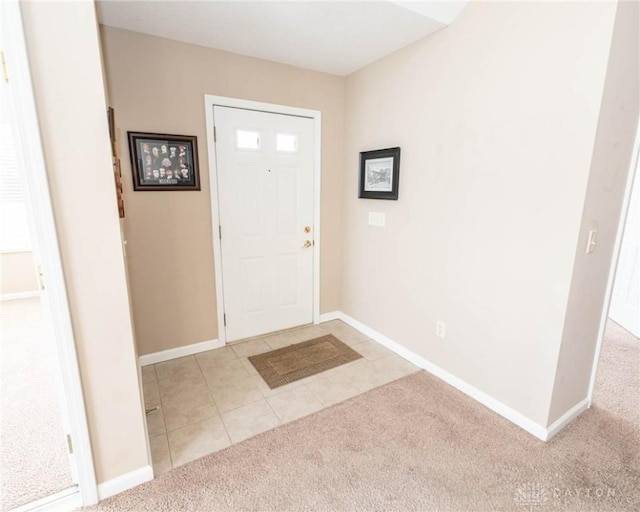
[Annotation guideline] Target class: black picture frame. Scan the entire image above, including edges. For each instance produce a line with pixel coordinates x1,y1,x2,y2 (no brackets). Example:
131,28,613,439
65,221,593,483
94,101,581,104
358,147,401,200
127,132,200,191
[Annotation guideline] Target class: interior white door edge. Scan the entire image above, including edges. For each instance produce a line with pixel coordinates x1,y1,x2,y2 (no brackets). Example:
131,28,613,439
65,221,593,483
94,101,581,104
588,127,640,403
204,95,322,345
608,154,640,336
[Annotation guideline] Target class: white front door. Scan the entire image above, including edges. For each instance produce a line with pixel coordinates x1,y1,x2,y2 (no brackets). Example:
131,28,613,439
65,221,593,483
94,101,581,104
213,106,315,342
609,166,640,337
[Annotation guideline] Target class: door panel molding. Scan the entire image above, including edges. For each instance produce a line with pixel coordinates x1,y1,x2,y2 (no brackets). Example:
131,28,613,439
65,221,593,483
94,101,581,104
204,95,322,344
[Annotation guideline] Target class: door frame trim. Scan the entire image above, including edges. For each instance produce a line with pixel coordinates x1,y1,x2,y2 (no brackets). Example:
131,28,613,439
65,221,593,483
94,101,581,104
204,95,322,345
1,0,98,505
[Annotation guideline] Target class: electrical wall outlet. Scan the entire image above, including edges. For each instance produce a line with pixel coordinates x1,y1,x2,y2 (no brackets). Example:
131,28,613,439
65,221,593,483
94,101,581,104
436,320,446,339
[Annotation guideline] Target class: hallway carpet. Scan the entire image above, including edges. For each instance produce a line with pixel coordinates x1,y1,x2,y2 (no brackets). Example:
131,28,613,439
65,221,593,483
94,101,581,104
87,321,639,512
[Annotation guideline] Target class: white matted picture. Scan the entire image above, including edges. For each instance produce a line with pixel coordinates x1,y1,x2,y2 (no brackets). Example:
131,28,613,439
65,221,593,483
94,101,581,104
359,147,400,200
365,157,394,192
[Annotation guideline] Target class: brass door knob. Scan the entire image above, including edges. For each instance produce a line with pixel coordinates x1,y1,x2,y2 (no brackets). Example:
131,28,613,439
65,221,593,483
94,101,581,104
302,240,312,248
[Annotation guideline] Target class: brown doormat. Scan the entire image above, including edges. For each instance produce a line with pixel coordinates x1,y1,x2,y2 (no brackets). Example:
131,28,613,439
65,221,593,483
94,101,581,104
248,334,362,389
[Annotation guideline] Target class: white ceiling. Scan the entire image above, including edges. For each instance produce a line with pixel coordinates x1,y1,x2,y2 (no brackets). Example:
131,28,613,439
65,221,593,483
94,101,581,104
96,1,467,76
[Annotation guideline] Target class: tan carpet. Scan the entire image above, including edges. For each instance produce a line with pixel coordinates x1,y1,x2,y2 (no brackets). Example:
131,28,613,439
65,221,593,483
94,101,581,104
86,321,639,512
249,334,362,388
1,298,73,511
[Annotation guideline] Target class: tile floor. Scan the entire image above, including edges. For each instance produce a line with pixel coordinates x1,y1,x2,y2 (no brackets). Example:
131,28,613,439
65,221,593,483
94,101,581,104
143,320,419,475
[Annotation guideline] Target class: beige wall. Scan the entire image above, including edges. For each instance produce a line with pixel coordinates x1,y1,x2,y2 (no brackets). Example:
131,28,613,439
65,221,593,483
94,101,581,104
21,1,148,483
100,26,345,356
15,0,632,496
342,1,617,425
548,0,640,423
0,251,38,296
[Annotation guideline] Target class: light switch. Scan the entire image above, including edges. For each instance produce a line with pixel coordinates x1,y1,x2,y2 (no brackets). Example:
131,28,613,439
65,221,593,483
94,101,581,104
586,229,597,254
368,212,386,227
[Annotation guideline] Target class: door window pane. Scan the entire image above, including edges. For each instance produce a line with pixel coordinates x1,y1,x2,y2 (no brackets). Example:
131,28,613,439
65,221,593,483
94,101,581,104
236,130,260,150
276,133,298,153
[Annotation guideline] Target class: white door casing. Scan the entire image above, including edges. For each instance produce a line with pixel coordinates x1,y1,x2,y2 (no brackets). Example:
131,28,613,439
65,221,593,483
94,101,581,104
211,104,317,342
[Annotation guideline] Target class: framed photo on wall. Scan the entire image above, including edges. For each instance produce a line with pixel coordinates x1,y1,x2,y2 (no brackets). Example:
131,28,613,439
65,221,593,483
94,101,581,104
127,132,200,191
358,147,401,200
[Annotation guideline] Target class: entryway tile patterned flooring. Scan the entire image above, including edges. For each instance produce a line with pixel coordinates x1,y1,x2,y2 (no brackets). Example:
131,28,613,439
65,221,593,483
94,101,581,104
143,320,419,475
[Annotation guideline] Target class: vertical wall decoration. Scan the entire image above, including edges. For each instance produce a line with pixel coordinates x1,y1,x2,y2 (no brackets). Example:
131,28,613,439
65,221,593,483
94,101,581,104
108,107,125,218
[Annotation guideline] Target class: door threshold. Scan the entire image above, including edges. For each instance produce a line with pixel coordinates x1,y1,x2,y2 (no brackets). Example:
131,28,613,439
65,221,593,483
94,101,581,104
227,322,314,345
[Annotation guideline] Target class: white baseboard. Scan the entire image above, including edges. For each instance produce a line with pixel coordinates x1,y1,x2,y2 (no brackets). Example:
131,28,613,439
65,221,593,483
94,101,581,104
139,338,221,366
11,488,80,512
97,465,153,501
320,311,568,442
0,290,40,301
545,398,590,440
319,311,341,323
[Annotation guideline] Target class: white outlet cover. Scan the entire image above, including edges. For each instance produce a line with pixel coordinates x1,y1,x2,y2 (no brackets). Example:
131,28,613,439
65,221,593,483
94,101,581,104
368,212,386,227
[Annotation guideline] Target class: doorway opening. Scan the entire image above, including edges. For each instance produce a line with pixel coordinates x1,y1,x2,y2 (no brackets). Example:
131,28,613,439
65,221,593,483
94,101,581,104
588,130,639,417
0,110,75,512
608,159,639,338
0,2,97,508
